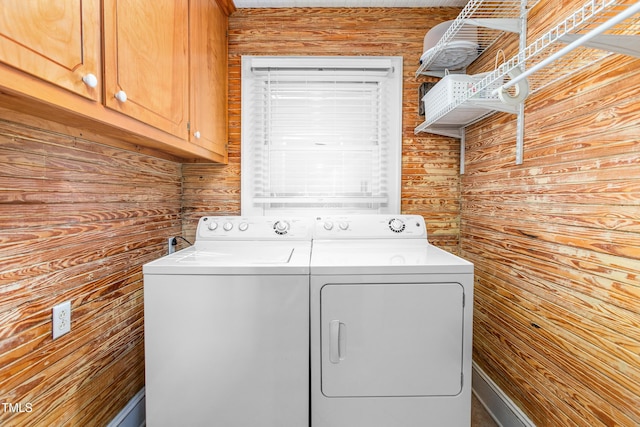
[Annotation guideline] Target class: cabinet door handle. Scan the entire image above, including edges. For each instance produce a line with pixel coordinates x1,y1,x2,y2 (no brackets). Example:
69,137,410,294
114,90,127,103
82,73,98,88
194,131,201,139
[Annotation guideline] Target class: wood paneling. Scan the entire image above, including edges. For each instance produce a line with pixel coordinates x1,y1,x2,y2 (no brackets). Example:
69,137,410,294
4,4,636,427
182,6,463,251
0,118,182,426
462,0,640,425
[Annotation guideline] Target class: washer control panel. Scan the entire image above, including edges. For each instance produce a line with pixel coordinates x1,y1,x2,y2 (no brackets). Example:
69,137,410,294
314,215,427,239
197,216,314,240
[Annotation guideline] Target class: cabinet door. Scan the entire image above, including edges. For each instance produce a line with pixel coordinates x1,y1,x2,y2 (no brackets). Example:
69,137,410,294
0,1,101,101
189,0,228,158
103,0,189,139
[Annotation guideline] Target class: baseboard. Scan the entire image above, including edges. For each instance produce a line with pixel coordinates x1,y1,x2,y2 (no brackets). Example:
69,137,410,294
107,387,146,427
109,367,529,427
472,362,536,427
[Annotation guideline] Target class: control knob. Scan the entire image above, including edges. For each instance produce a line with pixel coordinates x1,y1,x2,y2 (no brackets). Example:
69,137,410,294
238,222,249,231
274,220,290,235
323,221,334,231
389,218,405,233
223,222,233,231
338,221,349,230
207,222,218,231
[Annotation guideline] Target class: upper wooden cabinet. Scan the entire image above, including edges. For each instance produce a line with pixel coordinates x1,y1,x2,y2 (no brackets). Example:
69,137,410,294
190,0,228,158
0,0,229,163
0,1,101,101
103,0,190,140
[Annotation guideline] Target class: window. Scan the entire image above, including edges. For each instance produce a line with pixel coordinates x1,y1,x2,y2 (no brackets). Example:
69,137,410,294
241,56,402,215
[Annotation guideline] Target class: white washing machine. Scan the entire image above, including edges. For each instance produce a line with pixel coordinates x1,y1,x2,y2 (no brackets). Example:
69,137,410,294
143,216,313,427
310,215,474,427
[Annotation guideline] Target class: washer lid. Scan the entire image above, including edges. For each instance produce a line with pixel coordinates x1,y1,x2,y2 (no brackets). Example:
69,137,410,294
143,241,312,275
310,240,472,275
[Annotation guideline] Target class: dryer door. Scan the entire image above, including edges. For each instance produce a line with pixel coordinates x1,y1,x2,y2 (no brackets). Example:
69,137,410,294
320,282,464,397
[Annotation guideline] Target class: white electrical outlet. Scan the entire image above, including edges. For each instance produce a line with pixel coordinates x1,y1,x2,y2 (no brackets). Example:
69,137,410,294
168,237,177,254
52,300,71,339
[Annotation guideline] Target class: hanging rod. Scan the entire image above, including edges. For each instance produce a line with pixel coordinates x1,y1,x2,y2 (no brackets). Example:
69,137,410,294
251,67,394,73
497,0,640,92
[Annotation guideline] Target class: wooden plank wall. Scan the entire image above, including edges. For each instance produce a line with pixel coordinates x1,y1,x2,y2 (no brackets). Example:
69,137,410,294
182,7,464,252
0,117,182,426
462,0,640,425
2,4,633,427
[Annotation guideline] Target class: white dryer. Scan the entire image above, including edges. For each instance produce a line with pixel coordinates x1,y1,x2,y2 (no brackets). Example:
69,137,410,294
310,215,474,427
143,216,313,427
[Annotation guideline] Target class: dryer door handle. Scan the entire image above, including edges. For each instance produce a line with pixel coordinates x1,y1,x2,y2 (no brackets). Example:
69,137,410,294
329,320,346,364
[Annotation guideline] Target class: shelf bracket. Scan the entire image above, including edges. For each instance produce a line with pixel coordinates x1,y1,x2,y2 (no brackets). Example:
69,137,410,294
460,128,466,175
516,102,525,165
463,18,522,33
515,0,528,165
558,34,640,58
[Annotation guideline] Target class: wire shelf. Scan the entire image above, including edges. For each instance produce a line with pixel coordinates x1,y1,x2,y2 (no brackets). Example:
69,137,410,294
474,0,640,98
416,0,640,135
416,0,537,77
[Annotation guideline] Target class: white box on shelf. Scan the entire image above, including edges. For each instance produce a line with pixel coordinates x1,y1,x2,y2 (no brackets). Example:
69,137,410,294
422,73,505,125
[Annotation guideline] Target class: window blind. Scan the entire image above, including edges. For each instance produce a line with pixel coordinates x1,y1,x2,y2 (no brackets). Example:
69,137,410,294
241,56,402,215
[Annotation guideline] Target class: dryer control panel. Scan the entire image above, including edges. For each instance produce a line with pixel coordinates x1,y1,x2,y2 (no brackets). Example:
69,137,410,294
314,215,427,239
197,216,314,241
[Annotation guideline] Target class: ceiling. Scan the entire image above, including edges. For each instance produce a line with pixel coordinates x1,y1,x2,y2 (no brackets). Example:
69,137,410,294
233,0,468,7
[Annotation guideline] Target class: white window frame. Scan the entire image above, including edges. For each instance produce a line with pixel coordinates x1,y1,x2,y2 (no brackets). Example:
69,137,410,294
241,56,402,216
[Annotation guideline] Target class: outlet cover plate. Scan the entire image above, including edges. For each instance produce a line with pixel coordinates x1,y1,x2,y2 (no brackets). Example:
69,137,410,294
52,300,71,339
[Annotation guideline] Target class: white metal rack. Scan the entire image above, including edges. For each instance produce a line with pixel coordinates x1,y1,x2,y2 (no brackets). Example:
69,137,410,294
416,0,640,170
416,0,530,77
478,0,640,101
